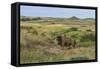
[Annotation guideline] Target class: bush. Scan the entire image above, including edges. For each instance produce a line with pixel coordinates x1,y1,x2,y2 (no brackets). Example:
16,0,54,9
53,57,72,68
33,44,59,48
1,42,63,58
80,32,95,42
69,27,78,31
61,29,70,33
20,17,41,21
27,27,38,35
21,17,32,21
61,27,79,34
86,29,92,32
21,26,32,30
32,17,41,20
50,31,58,36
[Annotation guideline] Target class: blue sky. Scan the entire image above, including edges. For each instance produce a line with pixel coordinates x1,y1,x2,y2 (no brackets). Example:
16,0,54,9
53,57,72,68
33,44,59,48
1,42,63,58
20,5,95,18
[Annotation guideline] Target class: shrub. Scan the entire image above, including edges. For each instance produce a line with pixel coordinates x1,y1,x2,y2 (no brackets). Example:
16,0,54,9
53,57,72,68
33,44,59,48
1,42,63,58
32,30,38,35
61,29,70,33
69,32,80,39
50,31,58,36
68,27,78,31
61,27,79,34
21,17,32,21
41,32,46,36
27,27,38,35
32,17,41,20
86,29,92,32
80,32,95,42
21,26,32,30
21,17,41,21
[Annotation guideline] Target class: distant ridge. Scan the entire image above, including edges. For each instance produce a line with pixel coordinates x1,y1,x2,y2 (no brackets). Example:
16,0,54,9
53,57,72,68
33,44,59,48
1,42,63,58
20,16,95,23
67,16,80,20
83,18,95,20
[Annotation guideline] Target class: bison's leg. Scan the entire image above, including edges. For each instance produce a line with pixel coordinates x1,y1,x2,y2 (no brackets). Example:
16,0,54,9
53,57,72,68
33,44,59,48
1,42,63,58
69,42,73,49
71,40,77,48
61,40,65,46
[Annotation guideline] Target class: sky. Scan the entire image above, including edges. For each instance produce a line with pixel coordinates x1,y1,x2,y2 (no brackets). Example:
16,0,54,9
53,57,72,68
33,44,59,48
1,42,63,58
20,5,95,18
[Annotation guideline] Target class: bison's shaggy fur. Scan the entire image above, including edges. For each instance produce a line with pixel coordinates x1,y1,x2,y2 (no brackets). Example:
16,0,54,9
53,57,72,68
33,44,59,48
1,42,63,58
56,34,76,48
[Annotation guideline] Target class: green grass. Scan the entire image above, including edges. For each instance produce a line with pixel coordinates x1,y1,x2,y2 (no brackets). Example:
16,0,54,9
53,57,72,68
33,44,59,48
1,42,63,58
20,45,95,64
20,17,96,64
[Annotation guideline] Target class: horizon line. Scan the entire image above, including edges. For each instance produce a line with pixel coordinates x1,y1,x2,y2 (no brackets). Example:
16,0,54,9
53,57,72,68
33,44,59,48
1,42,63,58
20,15,95,19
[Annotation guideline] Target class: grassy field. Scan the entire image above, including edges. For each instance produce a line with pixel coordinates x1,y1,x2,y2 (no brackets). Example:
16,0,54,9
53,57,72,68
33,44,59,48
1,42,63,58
20,16,96,64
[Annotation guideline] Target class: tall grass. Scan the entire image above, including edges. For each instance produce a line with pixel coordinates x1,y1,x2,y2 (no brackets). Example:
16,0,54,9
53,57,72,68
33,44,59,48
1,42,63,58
20,17,95,64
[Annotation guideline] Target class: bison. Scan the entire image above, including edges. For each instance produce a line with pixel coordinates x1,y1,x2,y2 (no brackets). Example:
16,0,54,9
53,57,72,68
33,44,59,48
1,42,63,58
56,34,76,48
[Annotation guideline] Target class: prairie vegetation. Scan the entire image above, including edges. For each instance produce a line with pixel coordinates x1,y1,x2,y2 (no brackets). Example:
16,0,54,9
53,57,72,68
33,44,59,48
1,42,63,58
20,16,95,64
